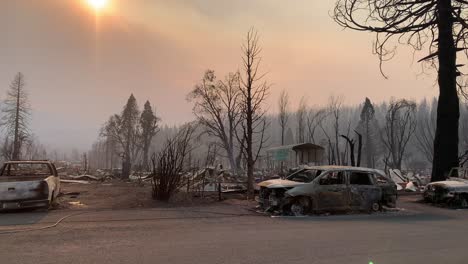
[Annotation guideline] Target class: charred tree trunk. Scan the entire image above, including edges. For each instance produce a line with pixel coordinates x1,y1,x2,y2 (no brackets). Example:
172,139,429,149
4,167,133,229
143,145,150,171
341,135,355,166
246,83,254,196
355,131,362,167
432,0,459,182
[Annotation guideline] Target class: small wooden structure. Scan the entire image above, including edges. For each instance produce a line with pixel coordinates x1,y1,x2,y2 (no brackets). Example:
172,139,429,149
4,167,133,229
266,143,325,170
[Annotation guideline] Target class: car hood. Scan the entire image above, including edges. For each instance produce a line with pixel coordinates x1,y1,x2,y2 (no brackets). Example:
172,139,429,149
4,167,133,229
257,179,305,189
428,179,468,190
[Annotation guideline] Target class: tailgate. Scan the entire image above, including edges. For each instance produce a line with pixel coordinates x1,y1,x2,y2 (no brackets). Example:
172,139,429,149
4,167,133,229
0,180,48,201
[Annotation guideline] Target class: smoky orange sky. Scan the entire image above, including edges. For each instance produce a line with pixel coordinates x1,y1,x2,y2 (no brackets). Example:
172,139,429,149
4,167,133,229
0,0,438,151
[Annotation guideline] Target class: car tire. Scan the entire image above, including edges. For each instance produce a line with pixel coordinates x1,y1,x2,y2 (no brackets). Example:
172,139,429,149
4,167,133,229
459,195,468,208
370,201,381,213
289,197,311,216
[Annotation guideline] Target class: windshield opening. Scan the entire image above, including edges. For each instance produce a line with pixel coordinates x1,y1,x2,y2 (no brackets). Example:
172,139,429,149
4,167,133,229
287,169,322,183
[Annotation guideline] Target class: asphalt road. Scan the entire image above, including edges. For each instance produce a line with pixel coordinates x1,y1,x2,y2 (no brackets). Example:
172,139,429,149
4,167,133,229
1,197,467,264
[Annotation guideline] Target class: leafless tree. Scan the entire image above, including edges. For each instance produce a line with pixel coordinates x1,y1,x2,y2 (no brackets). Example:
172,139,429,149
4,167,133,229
188,70,242,174
307,108,327,144
296,96,307,143
23,135,47,161
382,99,417,170
329,96,344,165
238,28,270,195
151,123,196,201
318,114,336,165
333,0,467,181
278,89,289,146
1,72,31,160
415,99,437,164
0,137,14,161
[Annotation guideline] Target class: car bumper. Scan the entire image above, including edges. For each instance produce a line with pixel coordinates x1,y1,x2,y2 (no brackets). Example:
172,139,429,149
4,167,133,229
0,199,49,210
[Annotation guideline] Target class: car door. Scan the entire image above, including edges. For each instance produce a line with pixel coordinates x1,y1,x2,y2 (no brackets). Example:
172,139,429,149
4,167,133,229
348,171,381,210
316,170,349,211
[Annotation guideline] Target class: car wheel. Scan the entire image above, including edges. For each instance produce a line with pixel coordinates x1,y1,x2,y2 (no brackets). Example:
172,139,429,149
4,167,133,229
370,202,381,212
460,196,468,208
290,198,310,216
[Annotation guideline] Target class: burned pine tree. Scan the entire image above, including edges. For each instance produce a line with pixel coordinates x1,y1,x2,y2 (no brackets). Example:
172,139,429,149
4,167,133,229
333,0,467,181
140,101,160,171
359,98,377,168
278,89,290,146
1,72,31,160
102,94,141,178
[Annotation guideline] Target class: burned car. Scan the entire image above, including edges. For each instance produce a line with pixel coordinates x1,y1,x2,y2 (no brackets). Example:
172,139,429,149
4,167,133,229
423,167,468,208
257,166,397,215
0,160,60,210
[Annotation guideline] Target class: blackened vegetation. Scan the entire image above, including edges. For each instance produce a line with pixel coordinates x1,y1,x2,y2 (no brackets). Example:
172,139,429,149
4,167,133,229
333,0,467,181
151,124,196,201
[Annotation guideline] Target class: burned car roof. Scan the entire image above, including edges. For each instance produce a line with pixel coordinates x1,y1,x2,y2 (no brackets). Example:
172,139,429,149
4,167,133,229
300,165,386,174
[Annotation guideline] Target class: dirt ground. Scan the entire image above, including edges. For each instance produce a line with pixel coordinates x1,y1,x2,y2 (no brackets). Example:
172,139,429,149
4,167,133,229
56,180,255,211
56,179,430,214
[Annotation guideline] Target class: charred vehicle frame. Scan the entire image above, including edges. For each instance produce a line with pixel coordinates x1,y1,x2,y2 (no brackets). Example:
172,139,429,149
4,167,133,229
0,160,60,211
423,167,468,208
257,166,397,216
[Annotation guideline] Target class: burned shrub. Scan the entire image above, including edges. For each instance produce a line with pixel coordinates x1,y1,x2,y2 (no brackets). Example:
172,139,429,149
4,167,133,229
151,124,195,201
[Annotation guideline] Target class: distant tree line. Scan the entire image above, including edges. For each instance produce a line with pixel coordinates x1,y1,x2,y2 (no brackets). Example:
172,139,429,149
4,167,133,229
273,94,464,173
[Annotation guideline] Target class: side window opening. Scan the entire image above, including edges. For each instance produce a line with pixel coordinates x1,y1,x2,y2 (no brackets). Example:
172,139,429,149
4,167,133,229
349,172,373,185
374,174,390,184
319,171,345,185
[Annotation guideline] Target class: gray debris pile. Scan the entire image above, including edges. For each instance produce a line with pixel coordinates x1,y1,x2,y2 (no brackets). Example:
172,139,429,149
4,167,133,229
389,169,429,192
179,167,248,193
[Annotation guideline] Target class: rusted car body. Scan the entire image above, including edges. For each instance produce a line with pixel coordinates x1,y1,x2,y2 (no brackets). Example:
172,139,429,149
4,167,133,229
257,166,397,215
423,168,468,208
0,161,60,210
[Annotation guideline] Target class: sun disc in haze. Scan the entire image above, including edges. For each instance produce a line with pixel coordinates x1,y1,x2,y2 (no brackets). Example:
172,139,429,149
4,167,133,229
87,0,109,11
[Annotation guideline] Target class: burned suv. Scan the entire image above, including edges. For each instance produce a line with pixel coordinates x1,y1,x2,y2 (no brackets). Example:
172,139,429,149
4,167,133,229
257,166,397,215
